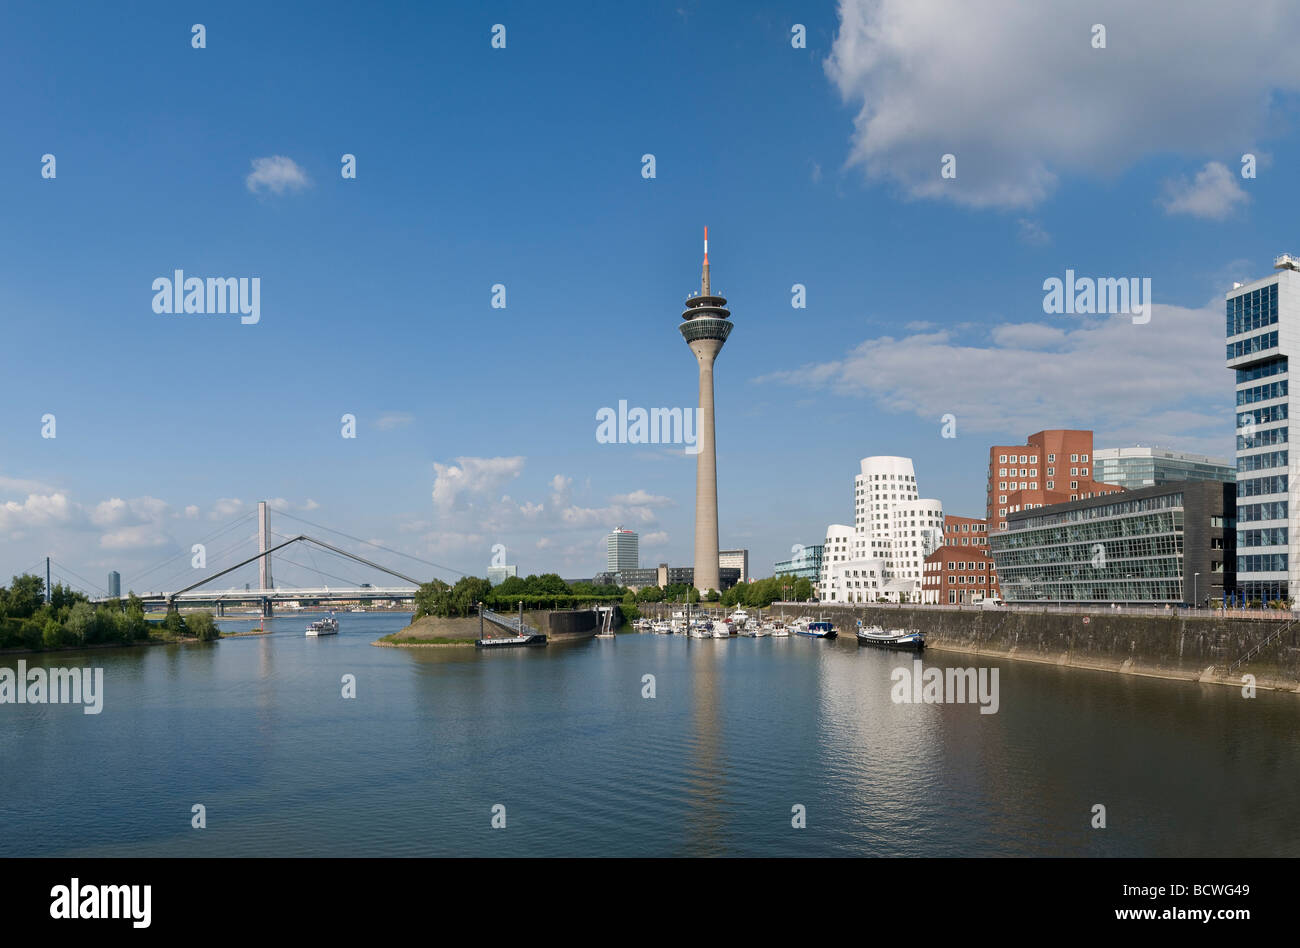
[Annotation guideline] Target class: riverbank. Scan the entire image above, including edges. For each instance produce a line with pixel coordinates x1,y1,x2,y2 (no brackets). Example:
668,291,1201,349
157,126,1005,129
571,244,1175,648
375,614,480,647
643,602,1300,692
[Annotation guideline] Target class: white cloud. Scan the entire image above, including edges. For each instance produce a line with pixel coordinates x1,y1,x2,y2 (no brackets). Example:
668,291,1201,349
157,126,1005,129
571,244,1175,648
1159,162,1249,220
1017,218,1051,247
609,490,673,507
376,412,414,431
431,456,525,511
642,531,669,545
246,155,312,195
183,505,200,519
757,301,1231,453
210,498,245,520
825,0,1300,208
0,493,76,533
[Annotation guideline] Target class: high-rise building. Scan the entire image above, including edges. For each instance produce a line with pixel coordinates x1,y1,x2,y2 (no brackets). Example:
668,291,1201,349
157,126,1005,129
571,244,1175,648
816,456,944,603
718,549,748,584
1225,255,1300,602
487,564,517,585
1093,446,1235,491
681,227,732,594
108,570,121,598
986,430,1125,534
606,527,639,571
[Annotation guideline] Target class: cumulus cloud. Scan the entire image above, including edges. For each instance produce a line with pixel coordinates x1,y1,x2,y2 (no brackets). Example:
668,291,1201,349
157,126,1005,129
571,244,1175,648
1159,162,1249,220
757,300,1232,455
609,490,673,507
642,531,669,545
209,498,245,520
0,493,76,533
824,0,1300,208
431,456,525,511
246,155,312,195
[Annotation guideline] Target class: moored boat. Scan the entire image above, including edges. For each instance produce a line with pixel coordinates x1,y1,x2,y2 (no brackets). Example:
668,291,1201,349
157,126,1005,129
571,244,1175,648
856,624,925,650
797,619,837,639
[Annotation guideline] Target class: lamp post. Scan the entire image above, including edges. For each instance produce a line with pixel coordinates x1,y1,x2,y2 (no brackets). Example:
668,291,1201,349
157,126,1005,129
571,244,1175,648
1194,573,1200,610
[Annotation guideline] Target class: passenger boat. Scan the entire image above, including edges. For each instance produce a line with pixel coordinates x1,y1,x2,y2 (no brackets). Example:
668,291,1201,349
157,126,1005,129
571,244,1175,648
856,624,925,650
796,619,837,639
729,609,750,630
306,615,339,636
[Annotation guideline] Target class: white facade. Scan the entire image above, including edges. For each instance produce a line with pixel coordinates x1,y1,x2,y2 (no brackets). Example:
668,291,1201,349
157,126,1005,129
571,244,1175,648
1226,260,1300,603
817,456,944,603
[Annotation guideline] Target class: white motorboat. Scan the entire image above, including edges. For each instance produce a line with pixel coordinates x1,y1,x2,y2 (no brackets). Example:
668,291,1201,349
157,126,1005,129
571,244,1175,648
729,609,750,630
306,615,339,636
651,620,672,634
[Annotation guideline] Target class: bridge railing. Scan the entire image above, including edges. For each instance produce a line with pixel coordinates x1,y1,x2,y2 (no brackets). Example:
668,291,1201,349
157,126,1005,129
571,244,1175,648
479,607,542,637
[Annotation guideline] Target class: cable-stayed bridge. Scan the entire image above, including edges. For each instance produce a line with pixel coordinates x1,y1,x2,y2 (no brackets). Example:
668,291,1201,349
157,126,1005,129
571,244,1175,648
81,502,465,615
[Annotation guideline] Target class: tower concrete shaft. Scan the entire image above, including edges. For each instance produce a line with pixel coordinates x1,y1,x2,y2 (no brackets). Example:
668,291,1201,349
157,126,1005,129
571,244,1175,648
679,227,732,595
258,501,273,591
690,338,723,593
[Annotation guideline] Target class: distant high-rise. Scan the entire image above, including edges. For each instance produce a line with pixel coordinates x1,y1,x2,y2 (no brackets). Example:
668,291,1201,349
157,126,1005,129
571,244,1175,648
108,570,120,598
606,527,639,571
487,564,517,585
681,227,732,594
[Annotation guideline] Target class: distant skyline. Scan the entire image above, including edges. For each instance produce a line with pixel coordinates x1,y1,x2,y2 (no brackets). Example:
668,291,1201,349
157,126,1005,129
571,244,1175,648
4,0,1300,594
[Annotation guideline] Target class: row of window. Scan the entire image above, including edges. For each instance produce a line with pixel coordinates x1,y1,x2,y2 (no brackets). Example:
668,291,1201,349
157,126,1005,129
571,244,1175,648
1239,528,1288,547
1226,283,1279,338
1237,474,1288,497
1240,404,1288,427
1238,554,1289,573
1238,450,1288,473
1237,379,1287,406
1238,501,1288,522
996,452,1087,464
1228,331,1279,361
1236,356,1287,384
1239,427,1289,449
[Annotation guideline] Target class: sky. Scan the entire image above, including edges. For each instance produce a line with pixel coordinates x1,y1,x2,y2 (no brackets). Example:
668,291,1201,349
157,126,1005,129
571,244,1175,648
3,0,1300,595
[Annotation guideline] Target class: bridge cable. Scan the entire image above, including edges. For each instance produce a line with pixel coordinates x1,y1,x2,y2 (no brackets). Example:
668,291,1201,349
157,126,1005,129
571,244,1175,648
127,510,258,589
266,508,469,578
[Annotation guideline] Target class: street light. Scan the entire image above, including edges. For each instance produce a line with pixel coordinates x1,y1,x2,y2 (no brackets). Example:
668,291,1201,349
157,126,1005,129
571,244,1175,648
1194,572,1199,610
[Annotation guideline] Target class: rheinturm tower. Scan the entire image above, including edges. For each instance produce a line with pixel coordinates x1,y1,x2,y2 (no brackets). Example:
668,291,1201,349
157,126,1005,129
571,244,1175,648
680,227,732,594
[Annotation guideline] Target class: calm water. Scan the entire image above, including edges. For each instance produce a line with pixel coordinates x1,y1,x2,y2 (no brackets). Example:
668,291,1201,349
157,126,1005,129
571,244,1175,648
1,611,1297,857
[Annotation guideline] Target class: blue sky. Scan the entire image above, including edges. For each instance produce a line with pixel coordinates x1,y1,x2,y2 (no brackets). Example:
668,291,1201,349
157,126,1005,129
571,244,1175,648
3,0,1300,594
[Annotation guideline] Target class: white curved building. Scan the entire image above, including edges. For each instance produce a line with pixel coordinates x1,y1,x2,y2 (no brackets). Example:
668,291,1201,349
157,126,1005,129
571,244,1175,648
817,456,944,603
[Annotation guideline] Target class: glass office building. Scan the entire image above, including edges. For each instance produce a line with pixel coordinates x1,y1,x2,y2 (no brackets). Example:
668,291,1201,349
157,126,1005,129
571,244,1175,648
989,482,1235,604
775,544,823,579
1092,446,1234,491
1226,258,1298,603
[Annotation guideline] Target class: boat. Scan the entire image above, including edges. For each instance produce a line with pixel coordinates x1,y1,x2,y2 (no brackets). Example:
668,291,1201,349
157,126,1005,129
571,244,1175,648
768,621,789,637
651,620,672,634
797,619,837,639
475,632,547,648
306,615,339,636
856,625,925,650
730,609,750,630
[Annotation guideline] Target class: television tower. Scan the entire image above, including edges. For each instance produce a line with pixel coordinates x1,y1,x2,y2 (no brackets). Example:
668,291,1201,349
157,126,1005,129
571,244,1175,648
680,227,732,594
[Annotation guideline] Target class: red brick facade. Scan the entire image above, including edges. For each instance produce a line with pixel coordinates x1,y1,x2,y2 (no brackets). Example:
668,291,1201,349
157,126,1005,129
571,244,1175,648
985,430,1125,534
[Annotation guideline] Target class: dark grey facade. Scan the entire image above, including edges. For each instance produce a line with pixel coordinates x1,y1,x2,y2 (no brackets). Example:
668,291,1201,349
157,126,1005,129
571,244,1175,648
990,481,1235,605
588,566,742,590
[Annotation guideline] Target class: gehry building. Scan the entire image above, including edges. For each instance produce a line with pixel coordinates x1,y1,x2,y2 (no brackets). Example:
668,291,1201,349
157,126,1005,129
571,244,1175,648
816,456,944,603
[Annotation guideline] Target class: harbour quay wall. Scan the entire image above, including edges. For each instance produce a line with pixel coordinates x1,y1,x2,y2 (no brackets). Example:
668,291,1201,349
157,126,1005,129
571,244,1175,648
779,604,1300,690
644,602,1300,690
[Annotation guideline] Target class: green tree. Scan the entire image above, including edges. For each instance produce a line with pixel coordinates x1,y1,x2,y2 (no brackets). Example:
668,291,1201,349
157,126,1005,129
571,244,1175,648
42,618,64,649
793,577,813,601
450,576,493,617
162,608,188,638
4,574,46,619
65,601,95,645
635,585,663,603
414,579,453,619
186,612,221,641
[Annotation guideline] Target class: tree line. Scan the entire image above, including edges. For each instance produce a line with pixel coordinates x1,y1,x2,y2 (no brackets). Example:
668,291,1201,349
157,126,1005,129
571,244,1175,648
411,571,816,621
0,574,219,650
